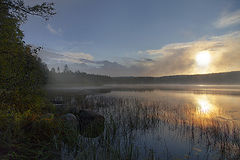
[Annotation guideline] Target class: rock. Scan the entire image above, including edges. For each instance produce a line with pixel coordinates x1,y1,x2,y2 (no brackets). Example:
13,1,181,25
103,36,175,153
55,105,80,114
77,110,105,138
67,106,81,114
61,113,78,128
41,113,54,120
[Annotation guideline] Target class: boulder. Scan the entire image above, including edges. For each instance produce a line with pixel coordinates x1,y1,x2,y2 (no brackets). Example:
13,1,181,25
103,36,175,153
40,113,54,120
77,110,105,138
61,113,78,128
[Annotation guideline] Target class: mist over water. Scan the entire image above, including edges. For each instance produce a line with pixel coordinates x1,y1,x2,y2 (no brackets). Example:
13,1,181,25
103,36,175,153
48,84,240,159
104,87,240,121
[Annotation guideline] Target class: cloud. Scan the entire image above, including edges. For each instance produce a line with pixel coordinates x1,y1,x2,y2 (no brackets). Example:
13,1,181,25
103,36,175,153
214,10,240,28
38,50,93,65
64,52,93,60
139,31,240,76
47,24,63,35
39,31,240,76
38,49,141,76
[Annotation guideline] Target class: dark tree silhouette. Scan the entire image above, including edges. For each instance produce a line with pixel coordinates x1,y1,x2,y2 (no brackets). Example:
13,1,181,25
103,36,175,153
57,66,60,73
1,0,55,22
0,0,55,91
63,64,70,73
51,67,56,73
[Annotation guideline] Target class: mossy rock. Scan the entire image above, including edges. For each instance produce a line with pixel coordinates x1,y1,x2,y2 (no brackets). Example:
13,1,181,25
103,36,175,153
77,110,105,138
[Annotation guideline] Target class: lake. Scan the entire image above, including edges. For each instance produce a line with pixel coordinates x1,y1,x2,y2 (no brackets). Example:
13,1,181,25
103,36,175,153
47,84,240,160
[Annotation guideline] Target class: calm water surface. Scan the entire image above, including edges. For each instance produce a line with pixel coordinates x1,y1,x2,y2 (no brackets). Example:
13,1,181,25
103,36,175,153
48,84,240,160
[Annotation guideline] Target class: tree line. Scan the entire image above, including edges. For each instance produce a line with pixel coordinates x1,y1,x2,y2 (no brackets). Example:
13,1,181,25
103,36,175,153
0,1,78,159
48,65,112,86
48,65,240,85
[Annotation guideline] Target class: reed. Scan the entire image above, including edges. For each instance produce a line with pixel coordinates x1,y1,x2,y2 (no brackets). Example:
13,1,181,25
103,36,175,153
57,94,240,159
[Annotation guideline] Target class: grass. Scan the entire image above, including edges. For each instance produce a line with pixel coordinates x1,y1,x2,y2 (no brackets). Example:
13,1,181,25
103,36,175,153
67,95,240,160
1,91,240,159
0,90,79,159
0,109,80,159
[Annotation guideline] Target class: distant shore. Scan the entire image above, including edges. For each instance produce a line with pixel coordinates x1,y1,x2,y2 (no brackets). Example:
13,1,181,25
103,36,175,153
45,84,240,96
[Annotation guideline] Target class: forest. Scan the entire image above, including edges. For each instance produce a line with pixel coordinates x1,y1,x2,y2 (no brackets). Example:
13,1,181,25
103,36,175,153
48,66,240,85
0,1,79,159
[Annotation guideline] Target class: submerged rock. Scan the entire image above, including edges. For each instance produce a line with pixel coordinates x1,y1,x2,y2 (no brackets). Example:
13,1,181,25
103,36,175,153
77,110,105,138
61,113,78,128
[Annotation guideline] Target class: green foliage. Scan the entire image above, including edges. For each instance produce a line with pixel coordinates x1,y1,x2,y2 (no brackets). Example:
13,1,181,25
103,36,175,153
0,89,55,113
0,110,79,159
1,0,55,22
0,0,49,92
0,0,75,159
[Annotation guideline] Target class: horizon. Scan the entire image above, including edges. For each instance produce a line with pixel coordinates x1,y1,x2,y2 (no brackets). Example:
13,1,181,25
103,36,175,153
49,67,240,78
23,0,240,76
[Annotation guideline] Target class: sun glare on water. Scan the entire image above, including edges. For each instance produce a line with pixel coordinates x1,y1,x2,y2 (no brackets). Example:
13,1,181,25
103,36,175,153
195,96,218,118
195,51,211,66
198,98,211,114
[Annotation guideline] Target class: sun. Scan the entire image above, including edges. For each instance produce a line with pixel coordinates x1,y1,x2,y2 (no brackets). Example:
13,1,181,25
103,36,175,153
195,51,211,66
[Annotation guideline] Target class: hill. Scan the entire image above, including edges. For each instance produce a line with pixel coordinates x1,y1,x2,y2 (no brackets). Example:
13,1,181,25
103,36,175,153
112,71,240,84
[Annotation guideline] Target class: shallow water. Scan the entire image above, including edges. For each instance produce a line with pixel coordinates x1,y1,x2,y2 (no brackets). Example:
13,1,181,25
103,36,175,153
48,84,240,160
105,89,240,122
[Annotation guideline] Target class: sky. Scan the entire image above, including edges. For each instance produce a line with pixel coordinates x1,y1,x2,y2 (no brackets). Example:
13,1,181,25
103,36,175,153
22,0,240,76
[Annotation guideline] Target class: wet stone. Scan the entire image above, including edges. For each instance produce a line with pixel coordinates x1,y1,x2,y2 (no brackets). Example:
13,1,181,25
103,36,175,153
61,113,78,128
77,110,105,138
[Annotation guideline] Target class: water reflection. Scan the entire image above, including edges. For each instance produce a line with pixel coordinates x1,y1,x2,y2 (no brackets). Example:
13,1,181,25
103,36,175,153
195,96,217,118
198,97,211,114
48,86,240,159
